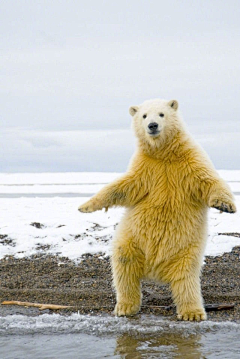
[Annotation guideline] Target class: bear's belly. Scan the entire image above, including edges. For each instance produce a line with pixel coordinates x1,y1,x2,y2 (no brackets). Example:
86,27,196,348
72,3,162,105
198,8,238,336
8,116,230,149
122,202,208,281
124,199,207,258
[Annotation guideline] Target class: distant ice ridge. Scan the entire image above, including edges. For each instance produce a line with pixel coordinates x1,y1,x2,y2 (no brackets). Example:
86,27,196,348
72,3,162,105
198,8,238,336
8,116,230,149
0,172,121,185
0,171,239,260
1,313,240,336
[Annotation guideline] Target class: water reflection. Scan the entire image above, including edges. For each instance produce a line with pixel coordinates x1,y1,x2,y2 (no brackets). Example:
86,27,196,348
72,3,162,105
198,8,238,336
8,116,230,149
115,332,203,359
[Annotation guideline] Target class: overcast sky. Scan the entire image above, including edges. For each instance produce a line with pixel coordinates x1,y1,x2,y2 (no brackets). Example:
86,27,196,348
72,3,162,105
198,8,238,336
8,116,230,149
0,0,239,172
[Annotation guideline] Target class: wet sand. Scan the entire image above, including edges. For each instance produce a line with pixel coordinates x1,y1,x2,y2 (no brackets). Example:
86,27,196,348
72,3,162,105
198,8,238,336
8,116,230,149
0,245,239,322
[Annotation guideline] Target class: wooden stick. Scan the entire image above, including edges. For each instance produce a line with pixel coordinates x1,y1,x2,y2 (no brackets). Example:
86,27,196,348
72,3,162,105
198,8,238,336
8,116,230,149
143,304,235,311
1,301,73,311
144,303,235,312
204,303,235,312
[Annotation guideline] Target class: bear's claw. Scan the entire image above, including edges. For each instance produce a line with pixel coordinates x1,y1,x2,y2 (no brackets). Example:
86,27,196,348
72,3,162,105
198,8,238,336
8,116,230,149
78,205,92,213
177,310,207,321
211,199,236,213
78,199,101,213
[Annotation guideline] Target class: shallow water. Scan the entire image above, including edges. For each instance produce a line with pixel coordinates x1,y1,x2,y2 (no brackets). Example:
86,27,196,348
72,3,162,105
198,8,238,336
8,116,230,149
1,313,240,359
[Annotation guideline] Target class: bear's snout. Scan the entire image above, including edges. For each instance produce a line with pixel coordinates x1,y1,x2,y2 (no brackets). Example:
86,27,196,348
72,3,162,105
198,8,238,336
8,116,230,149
148,122,160,135
148,122,158,130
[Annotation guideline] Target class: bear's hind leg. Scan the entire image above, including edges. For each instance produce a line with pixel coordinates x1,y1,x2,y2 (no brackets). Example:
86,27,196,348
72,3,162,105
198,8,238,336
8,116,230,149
167,257,207,321
111,236,144,317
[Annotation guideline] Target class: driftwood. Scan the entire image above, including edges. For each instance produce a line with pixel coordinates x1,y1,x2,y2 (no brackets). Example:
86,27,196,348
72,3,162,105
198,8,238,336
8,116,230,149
143,303,235,312
204,303,235,312
1,301,73,311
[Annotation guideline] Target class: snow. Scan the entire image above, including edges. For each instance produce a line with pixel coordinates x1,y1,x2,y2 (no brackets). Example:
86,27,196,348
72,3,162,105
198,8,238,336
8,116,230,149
0,196,124,261
0,172,239,261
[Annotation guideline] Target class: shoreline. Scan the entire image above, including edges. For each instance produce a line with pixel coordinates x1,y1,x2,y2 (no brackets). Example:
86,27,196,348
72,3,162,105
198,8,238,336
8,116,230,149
0,246,240,322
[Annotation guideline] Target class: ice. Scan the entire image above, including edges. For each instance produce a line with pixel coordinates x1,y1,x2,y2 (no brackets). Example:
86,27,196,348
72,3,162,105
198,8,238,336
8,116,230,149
0,313,239,336
0,172,121,185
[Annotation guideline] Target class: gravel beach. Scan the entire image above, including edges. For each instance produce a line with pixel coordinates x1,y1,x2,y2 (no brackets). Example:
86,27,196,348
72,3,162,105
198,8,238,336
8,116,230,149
0,245,239,322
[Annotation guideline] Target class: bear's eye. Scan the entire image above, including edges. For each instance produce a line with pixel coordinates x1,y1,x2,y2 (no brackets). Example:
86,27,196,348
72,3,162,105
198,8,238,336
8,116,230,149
143,114,147,119
159,113,164,117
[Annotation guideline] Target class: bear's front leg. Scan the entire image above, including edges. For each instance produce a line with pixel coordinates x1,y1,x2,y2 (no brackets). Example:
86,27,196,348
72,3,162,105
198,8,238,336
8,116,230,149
170,274,206,321
111,235,144,317
78,175,132,213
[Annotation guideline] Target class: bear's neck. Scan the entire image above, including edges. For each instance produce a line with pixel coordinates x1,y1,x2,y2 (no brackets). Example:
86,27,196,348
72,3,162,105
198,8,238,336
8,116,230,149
137,129,190,161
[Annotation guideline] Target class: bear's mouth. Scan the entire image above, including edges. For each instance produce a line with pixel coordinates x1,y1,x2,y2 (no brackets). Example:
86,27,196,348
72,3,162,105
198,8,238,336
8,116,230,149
148,130,161,137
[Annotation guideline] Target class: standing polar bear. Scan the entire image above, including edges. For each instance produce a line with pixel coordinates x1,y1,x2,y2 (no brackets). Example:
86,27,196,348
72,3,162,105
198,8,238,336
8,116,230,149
78,98,236,321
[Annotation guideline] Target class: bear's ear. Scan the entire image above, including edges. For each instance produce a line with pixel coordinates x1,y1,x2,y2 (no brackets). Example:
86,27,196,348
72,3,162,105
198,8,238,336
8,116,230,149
168,100,178,111
129,106,139,116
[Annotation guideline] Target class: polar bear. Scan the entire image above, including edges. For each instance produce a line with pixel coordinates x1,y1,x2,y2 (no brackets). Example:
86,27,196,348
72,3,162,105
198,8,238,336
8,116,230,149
78,98,236,321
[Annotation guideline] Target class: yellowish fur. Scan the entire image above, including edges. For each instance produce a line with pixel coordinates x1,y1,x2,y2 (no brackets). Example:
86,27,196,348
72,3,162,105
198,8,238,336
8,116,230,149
78,98,236,321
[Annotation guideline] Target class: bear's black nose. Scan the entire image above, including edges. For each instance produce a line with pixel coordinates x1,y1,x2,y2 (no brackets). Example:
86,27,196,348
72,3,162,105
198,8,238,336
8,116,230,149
148,122,158,131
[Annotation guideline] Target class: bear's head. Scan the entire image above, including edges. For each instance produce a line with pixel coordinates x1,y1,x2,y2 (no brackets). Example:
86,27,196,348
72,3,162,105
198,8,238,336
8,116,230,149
129,99,184,151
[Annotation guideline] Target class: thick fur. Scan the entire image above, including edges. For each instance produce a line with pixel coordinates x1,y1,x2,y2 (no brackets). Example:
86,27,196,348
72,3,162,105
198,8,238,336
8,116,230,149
78,98,236,321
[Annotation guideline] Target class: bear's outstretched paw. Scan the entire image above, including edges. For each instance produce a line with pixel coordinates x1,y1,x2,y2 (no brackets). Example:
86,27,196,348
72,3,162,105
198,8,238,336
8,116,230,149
210,199,236,214
177,309,207,322
114,302,140,317
78,199,102,213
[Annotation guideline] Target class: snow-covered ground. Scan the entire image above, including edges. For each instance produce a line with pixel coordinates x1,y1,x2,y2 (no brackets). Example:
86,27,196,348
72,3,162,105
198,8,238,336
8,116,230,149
0,171,239,261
